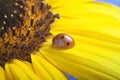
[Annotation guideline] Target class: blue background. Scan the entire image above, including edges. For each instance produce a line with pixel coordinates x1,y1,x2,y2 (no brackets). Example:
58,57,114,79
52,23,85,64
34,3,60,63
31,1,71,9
96,0,120,6
68,0,120,80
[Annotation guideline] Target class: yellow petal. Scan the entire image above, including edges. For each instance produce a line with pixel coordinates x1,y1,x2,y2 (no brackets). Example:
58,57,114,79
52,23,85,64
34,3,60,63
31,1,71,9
51,19,120,45
0,67,6,80
52,2,120,21
12,60,40,80
7,63,30,80
31,53,68,80
5,63,14,80
46,0,93,8
41,33,120,79
23,61,35,72
51,2,120,44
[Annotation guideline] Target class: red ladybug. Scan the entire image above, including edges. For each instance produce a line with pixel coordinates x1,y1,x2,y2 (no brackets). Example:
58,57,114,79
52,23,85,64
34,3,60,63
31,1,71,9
52,33,75,49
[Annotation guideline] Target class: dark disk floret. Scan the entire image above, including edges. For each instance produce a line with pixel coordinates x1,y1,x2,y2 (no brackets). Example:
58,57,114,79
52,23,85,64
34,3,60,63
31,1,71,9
0,0,59,67
0,0,25,35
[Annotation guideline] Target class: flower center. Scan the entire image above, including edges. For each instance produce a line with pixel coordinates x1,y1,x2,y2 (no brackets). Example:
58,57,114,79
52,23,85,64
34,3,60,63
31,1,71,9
0,0,59,67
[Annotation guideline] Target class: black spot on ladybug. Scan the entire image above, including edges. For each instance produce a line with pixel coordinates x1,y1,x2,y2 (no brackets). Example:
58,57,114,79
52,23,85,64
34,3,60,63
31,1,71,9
61,36,64,39
67,42,70,46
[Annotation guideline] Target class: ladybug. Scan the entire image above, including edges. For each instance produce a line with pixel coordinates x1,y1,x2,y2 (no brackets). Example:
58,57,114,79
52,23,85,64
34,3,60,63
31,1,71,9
52,33,75,49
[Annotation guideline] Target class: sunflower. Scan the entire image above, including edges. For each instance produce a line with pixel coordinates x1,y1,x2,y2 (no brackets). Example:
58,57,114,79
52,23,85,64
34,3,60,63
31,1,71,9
0,0,120,80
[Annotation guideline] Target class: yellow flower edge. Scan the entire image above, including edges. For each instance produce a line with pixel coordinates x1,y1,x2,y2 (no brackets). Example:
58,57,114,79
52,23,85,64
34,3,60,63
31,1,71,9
0,0,120,80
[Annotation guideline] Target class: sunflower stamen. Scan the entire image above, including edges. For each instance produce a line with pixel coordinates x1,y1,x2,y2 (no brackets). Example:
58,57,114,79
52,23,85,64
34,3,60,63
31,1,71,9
12,27,16,36
30,18,34,26
31,4,35,14
38,1,44,10
26,29,31,37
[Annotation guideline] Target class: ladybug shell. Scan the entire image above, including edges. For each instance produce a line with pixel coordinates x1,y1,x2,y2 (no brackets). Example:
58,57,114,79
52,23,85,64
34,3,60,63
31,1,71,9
52,34,75,49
